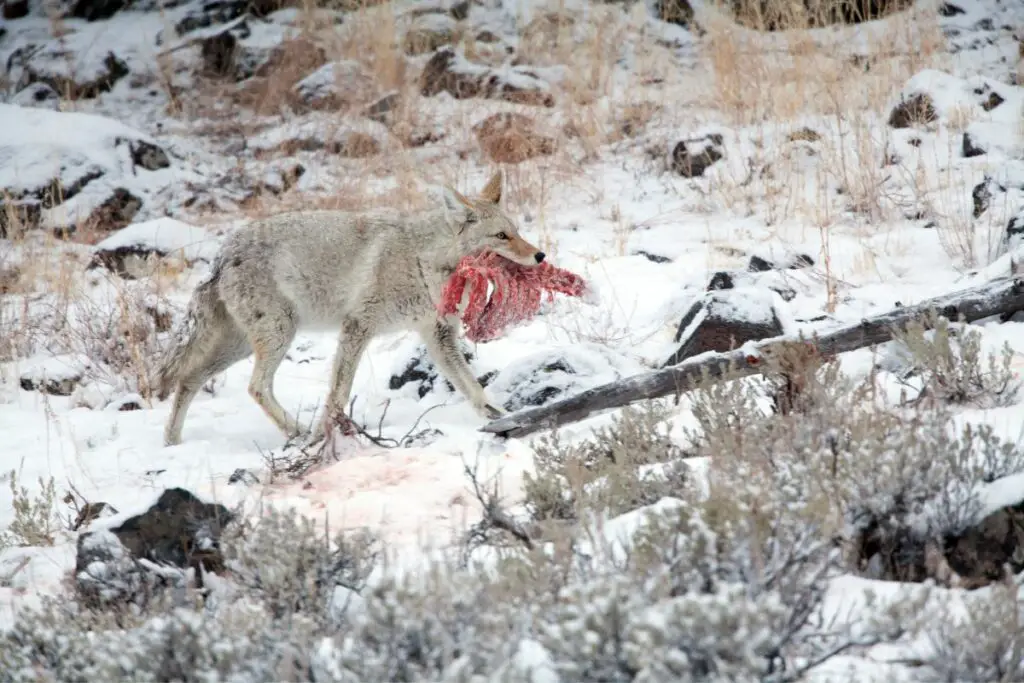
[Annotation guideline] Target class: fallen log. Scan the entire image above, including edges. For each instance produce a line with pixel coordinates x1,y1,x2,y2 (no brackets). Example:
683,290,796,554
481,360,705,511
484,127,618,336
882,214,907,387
480,276,1024,439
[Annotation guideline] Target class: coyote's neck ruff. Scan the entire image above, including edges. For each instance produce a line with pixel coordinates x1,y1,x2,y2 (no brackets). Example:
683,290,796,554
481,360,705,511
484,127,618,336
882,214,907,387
155,171,547,447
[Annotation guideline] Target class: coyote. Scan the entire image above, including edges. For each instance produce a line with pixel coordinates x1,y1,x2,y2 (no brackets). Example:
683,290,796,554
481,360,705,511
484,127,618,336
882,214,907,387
155,171,545,446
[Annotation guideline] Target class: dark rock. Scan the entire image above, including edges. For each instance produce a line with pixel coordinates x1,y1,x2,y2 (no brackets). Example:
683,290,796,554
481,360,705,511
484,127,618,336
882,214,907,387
20,367,83,396
1007,210,1024,251
10,166,106,211
2,0,29,20
89,222,215,278
174,0,281,36
730,0,913,30
502,358,577,412
981,91,1005,111
853,499,1024,589
126,139,170,171
670,133,724,177
16,49,129,100
86,189,142,232
938,2,964,16
200,31,238,78
228,468,260,486
420,48,554,107
944,503,1024,586
69,0,127,21
962,131,986,158
403,15,457,55
888,92,938,129
655,0,693,27
389,344,477,399
75,530,189,609
972,176,1002,218
634,250,672,263
109,487,234,574
707,271,735,290
663,289,786,367
72,502,119,531
294,59,374,112
365,91,400,124
257,162,305,195
748,255,773,271
90,245,160,278
448,0,469,20
10,82,61,110
0,201,42,238
112,395,143,411
748,253,814,271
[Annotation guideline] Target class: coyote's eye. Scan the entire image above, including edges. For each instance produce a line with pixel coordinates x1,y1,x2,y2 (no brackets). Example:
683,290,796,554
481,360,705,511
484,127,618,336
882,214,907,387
495,231,509,240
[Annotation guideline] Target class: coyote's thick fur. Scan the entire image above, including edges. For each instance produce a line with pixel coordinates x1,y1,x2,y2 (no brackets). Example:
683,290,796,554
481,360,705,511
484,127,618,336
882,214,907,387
155,172,544,446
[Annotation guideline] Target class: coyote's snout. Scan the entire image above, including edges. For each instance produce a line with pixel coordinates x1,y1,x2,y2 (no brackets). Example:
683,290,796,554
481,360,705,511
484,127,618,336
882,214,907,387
155,171,536,446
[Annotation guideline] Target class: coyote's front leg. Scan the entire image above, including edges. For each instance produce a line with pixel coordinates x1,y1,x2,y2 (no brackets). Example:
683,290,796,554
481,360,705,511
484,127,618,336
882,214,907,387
310,316,374,443
420,318,505,420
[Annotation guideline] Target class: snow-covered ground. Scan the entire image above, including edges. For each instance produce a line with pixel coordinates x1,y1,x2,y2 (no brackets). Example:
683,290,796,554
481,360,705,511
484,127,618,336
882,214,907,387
3,0,1024,677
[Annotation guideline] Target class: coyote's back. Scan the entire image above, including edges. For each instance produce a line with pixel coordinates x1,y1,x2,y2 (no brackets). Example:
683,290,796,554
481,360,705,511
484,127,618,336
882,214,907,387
155,171,546,446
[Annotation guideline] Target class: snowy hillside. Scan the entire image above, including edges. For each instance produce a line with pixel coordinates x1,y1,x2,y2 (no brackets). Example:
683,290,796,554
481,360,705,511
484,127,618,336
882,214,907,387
3,0,1024,679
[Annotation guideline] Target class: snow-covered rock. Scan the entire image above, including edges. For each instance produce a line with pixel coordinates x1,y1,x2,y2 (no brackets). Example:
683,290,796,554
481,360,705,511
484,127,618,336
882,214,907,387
419,47,555,107
0,104,175,235
18,354,91,396
294,60,376,111
90,218,220,278
664,288,790,366
249,115,393,158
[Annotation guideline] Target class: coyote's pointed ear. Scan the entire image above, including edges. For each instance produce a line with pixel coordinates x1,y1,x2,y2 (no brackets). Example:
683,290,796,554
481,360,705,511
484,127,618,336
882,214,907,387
441,185,477,232
442,185,473,212
479,171,502,204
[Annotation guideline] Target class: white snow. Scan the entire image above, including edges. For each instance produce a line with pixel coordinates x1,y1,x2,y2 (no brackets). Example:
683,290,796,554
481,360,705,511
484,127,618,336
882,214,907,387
4,0,1024,677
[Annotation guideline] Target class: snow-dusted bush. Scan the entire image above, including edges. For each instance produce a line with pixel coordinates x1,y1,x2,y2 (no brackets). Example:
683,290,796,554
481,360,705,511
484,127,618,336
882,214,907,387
684,356,1024,553
222,504,381,626
921,584,1024,682
7,353,1021,680
891,315,1019,408
0,596,324,682
523,401,689,522
1,469,60,548
332,568,529,680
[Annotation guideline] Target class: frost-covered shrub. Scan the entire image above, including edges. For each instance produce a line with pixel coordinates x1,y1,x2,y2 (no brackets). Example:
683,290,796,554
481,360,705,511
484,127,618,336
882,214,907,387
891,315,1019,408
334,568,528,681
1,469,60,547
683,358,1024,560
523,401,688,522
921,584,1024,682
222,505,381,625
0,596,323,682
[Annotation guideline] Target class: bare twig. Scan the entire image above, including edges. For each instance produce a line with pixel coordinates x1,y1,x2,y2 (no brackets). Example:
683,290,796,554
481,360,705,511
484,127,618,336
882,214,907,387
461,455,535,566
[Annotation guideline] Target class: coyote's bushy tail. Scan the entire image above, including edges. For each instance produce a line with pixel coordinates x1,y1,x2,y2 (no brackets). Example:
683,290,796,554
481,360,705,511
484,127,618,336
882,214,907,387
153,261,224,400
